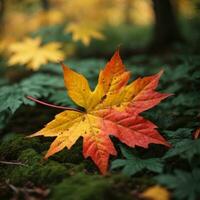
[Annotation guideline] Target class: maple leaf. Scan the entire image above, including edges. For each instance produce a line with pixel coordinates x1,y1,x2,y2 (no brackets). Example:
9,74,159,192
8,37,64,70
65,22,105,46
141,185,171,200
29,50,171,174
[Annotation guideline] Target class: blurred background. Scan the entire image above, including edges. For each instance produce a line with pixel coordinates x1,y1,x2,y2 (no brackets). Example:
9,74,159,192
0,0,199,60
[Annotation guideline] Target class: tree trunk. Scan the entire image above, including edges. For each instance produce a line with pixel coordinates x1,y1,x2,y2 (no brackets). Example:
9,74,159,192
150,0,183,50
0,0,5,29
41,0,50,11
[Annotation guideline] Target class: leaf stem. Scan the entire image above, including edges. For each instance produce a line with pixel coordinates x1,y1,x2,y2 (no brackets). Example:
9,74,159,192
26,96,83,113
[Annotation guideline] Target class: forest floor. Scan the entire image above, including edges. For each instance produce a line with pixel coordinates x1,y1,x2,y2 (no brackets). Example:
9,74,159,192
0,20,200,200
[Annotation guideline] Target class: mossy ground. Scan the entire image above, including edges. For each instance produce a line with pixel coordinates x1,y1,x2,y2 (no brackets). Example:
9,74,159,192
1,48,200,199
0,132,153,200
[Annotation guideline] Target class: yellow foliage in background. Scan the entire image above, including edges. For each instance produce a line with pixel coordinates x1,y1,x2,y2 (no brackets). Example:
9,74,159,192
30,9,64,30
131,0,154,25
0,0,198,56
8,37,64,70
2,9,63,36
176,0,197,18
0,9,64,53
0,36,16,53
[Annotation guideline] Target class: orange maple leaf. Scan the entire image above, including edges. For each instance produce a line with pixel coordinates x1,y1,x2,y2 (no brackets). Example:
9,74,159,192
29,50,171,174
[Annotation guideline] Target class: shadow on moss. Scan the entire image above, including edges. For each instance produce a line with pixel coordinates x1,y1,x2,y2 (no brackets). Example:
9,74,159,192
0,133,42,160
0,134,154,200
50,173,135,200
0,134,85,186
1,148,69,185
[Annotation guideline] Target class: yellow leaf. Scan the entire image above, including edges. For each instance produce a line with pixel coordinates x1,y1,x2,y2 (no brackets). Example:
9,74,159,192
62,64,92,108
65,22,105,46
141,185,171,200
8,37,64,70
31,110,84,156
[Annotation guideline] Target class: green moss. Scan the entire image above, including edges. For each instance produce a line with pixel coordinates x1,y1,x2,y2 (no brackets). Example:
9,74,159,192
0,133,97,187
18,148,41,163
0,133,42,160
1,148,70,185
50,173,135,200
50,173,112,200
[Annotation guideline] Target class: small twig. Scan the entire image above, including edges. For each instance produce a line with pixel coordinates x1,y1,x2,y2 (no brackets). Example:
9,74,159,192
26,96,83,113
6,182,19,194
0,160,28,166
6,180,50,197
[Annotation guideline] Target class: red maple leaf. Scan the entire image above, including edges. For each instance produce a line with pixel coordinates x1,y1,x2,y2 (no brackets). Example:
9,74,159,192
28,50,171,174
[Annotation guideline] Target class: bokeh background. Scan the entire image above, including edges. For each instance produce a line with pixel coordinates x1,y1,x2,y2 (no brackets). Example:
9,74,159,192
0,0,199,60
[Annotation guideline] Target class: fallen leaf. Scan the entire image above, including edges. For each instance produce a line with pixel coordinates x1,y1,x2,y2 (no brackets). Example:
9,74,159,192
141,185,170,200
8,37,64,70
29,50,171,174
65,22,105,46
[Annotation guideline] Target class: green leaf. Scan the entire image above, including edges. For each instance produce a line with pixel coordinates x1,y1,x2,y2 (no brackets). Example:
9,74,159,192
172,93,200,107
164,138,200,160
111,146,163,176
0,73,63,114
155,169,200,200
163,128,193,145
